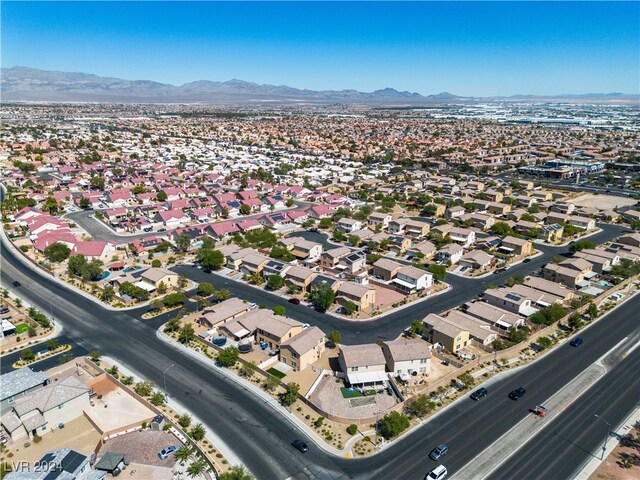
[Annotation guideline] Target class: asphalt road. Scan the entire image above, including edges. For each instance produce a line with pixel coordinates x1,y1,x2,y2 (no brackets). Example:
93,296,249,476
488,346,640,480
0,334,88,374
0,221,635,480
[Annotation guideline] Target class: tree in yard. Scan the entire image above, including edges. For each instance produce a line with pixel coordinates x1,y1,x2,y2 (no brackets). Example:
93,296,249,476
42,196,59,214
409,394,436,418
272,305,286,316
493,221,515,237
44,243,71,262
507,326,530,344
178,274,189,289
409,319,423,335
156,281,168,295
90,176,106,190
506,275,525,287
197,248,225,270
21,348,35,361
428,264,447,282
264,374,280,392
270,245,294,262
216,346,240,367
246,272,265,285
568,313,583,331
379,411,410,439
342,301,357,316
332,229,346,242
187,459,208,478
164,316,181,333
219,465,255,480
178,324,195,344
197,282,215,297
537,336,553,350
102,285,115,302
178,414,192,429
568,240,595,253
175,235,191,253
239,204,251,216
27,325,37,337
79,197,91,209
285,198,295,207
457,373,475,389
347,234,361,247
190,423,206,441
266,274,285,291
327,330,341,344
309,282,335,313
149,392,166,406
214,288,231,301
134,380,154,396
587,302,599,319
156,191,168,202
151,259,161,268
238,361,257,379
318,218,332,229
280,382,300,407
163,292,187,307
174,445,192,464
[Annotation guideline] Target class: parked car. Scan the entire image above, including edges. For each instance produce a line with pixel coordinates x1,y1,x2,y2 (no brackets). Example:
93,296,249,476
425,465,448,480
288,298,301,305
12,281,21,287
570,337,584,347
509,387,527,400
470,387,488,401
429,444,448,461
523,258,531,263
0,307,9,314
158,445,180,459
291,439,308,453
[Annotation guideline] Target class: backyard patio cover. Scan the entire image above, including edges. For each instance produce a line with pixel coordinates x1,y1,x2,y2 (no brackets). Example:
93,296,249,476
346,371,388,385
95,452,125,472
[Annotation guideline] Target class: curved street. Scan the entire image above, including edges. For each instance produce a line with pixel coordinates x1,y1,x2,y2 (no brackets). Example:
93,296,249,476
1,222,637,479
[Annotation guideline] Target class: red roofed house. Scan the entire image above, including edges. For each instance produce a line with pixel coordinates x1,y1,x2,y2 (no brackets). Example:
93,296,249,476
72,241,116,261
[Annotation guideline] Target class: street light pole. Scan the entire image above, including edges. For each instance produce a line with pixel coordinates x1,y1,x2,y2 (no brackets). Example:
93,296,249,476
594,414,612,460
163,363,175,399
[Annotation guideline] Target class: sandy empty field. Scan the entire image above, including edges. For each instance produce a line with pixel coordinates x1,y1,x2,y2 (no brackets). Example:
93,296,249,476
568,193,637,210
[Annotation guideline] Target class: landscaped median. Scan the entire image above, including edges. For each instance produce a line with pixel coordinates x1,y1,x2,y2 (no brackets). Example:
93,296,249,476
12,342,71,368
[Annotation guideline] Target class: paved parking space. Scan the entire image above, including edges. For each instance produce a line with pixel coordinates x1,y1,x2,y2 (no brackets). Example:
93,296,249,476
98,430,182,468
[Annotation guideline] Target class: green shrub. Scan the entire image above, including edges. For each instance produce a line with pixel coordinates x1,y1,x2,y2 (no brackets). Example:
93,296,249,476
347,424,358,435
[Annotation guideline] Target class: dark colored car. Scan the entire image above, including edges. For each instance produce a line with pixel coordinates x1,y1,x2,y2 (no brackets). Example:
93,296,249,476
470,387,488,401
509,387,527,400
570,337,584,347
12,281,21,287
523,258,531,263
429,443,448,461
292,439,308,453
288,298,301,305
0,307,9,315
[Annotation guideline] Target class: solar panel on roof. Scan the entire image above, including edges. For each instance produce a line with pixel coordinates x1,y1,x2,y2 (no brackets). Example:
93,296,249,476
505,293,521,302
61,451,87,473
41,453,55,464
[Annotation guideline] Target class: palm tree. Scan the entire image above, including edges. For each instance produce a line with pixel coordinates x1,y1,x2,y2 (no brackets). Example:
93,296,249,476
174,445,191,465
187,458,207,478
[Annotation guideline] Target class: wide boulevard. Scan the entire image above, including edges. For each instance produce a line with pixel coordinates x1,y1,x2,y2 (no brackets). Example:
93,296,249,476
1,222,637,479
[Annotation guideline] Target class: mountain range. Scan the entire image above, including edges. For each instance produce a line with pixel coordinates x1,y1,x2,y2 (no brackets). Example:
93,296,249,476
1,66,637,104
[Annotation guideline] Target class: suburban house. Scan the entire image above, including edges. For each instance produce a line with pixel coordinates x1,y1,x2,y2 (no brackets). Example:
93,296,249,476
198,297,252,329
500,236,533,257
279,326,326,372
337,252,367,275
255,314,304,350
465,302,526,331
284,265,318,292
412,240,437,259
1,376,90,442
405,219,431,239
372,258,402,281
262,259,292,279
336,282,376,312
392,265,433,294
320,247,351,268
139,267,180,290
388,218,409,234
444,311,499,346
338,344,388,387
289,239,323,262
543,263,587,288
482,289,538,316
422,313,470,353
368,212,392,230
0,368,49,414
618,233,640,248
459,250,495,271
524,276,575,303
240,253,270,275
539,224,564,243
387,235,412,255
5,448,106,480
449,227,476,247
382,339,432,376
568,215,596,231
506,283,563,307
437,244,465,264
337,218,363,233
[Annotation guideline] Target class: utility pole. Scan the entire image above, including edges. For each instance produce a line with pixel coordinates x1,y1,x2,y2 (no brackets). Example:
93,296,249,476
374,409,379,447
163,363,175,399
594,414,612,460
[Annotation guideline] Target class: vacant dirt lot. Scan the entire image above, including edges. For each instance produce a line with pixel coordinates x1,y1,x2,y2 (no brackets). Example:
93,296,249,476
568,194,637,210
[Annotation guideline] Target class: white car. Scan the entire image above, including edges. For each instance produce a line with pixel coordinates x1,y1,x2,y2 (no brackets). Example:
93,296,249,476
426,465,448,480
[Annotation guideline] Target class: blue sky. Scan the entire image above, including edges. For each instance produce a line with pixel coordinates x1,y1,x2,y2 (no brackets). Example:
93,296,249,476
2,2,639,96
